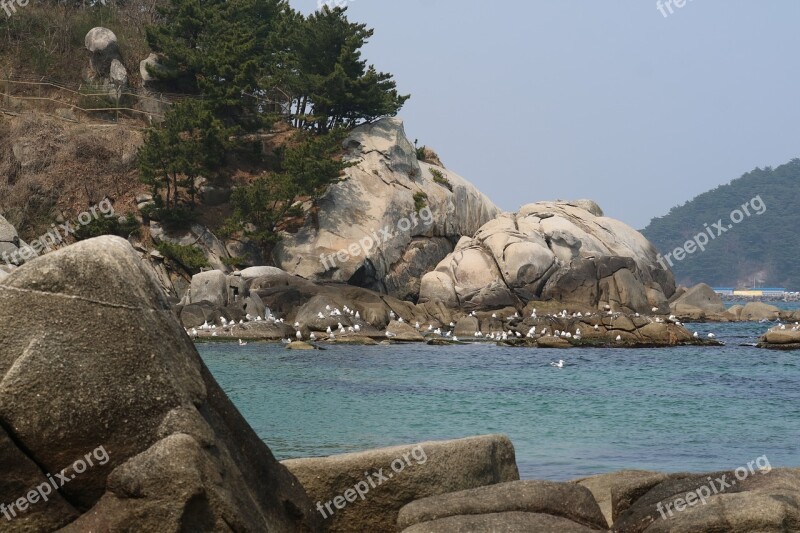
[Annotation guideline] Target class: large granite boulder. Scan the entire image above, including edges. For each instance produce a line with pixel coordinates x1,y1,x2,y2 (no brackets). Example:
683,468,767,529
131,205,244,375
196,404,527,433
0,236,320,531
740,301,781,321
419,201,676,313
282,435,519,532
273,118,500,300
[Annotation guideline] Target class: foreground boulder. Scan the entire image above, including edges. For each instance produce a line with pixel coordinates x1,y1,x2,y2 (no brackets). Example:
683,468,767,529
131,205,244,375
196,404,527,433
612,465,799,532
0,236,320,531
573,469,669,527
282,435,519,532
419,201,676,313
397,480,607,531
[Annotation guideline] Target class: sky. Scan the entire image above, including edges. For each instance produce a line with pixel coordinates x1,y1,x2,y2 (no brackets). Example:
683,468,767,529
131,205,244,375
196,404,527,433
293,1,800,229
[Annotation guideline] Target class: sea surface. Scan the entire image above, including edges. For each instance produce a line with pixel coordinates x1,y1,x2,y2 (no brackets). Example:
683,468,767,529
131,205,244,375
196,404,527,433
198,319,800,480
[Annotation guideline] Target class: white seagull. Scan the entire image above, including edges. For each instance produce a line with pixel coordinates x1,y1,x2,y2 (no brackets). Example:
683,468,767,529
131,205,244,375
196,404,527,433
550,360,565,368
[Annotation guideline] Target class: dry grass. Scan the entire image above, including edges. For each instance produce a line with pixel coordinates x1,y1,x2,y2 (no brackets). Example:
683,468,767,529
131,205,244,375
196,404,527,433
0,111,144,238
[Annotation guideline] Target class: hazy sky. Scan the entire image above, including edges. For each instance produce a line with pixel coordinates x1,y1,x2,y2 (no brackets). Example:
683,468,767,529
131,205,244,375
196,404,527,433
293,1,800,229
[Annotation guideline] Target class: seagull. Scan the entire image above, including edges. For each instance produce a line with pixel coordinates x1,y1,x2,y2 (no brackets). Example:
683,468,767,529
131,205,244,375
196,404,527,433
310,332,317,340
453,336,459,341
693,332,699,338
707,333,716,339
594,325,600,331
576,328,581,336
294,321,300,328
296,330,303,340
652,307,659,313
326,326,332,334
354,324,361,332
245,314,252,322
398,317,404,323
386,331,397,338
389,311,396,318
355,311,361,319
238,339,247,346
415,321,421,329
317,312,325,319
326,305,331,311
492,313,497,318
616,335,622,341
211,332,218,337
550,360,565,368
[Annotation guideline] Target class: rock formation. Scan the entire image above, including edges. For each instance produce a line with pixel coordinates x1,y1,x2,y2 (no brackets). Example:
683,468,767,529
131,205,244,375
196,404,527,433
0,214,32,267
273,118,500,300
283,435,519,532
419,201,676,313
83,27,128,101
0,236,320,531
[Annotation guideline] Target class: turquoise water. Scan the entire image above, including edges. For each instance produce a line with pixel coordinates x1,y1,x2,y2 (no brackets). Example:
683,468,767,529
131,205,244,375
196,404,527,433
198,320,800,480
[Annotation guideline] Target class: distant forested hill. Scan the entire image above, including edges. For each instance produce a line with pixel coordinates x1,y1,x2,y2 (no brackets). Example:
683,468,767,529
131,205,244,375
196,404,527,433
641,159,800,290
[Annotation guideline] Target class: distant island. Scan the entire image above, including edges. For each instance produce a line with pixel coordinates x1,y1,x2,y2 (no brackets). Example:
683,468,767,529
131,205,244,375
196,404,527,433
642,159,800,290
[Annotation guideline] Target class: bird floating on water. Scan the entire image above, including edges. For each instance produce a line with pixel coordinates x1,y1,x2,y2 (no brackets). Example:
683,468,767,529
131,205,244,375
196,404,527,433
550,360,565,368
238,339,247,346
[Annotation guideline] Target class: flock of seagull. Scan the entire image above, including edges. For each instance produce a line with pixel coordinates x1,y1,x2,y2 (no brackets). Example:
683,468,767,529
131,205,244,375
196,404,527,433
185,303,723,369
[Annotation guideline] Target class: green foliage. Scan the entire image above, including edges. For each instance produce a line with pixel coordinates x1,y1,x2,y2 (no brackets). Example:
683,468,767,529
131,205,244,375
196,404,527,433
146,0,286,126
73,213,140,241
430,168,452,191
138,100,229,220
156,241,209,272
289,6,409,132
413,191,428,212
225,130,352,252
416,145,426,161
641,159,800,289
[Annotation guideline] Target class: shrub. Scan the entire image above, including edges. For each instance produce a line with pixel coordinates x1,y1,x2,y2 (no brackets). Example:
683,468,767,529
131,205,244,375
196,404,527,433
73,213,140,241
430,168,452,191
156,241,209,272
413,191,428,212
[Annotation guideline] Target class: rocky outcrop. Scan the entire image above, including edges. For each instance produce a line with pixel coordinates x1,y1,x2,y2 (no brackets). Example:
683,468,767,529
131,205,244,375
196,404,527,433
282,435,519,533
418,201,676,313
758,323,800,349
273,118,500,300
740,301,781,321
0,236,320,531
669,283,730,321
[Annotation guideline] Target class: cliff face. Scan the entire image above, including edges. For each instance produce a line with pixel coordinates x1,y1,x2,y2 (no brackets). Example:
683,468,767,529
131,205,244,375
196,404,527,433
419,200,676,313
272,118,501,300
